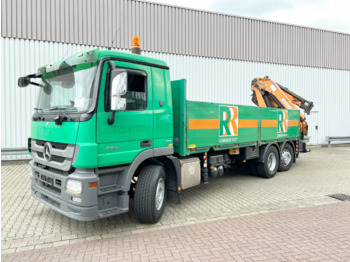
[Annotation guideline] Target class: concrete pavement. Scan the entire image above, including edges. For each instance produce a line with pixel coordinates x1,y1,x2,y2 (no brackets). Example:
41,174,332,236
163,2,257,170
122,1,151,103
2,146,350,260
3,202,350,261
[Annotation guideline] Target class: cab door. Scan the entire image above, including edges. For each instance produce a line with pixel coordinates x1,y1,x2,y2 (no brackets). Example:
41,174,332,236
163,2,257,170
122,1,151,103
96,60,153,167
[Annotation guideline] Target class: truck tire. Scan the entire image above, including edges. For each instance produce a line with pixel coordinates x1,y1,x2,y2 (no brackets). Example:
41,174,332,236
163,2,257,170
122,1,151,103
278,143,294,172
257,146,279,178
134,165,166,223
247,160,258,176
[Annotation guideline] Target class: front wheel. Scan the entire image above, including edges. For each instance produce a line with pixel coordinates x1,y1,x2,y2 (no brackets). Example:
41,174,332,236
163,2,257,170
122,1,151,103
134,165,166,223
257,146,279,178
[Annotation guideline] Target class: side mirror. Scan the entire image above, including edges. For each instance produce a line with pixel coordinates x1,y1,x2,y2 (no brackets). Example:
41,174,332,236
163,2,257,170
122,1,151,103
18,76,30,87
111,70,127,96
111,96,127,111
110,70,127,111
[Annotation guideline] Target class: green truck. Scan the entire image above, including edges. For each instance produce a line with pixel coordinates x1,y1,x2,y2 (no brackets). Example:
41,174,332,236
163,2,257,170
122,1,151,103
18,48,302,223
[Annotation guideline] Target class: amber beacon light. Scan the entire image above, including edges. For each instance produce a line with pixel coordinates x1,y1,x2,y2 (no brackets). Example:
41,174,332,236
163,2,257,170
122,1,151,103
131,36,141,54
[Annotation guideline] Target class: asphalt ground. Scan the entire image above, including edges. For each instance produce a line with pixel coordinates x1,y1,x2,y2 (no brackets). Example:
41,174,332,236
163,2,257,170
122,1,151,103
2,146,350,260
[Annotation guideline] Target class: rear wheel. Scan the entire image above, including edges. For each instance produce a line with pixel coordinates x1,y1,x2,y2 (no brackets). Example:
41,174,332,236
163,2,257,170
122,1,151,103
278,144,294,172
134,165,166,223
257,146,279,178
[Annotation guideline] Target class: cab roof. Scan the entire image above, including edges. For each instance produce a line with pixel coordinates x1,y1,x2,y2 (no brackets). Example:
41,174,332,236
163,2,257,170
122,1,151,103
98,49,168,68
36,48,168,76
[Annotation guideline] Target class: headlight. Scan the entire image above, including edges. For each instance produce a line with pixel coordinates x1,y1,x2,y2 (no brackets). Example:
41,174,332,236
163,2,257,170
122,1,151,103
66,179,83,195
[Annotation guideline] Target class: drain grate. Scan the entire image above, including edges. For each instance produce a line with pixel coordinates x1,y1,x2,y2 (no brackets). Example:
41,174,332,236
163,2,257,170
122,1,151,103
328,194,350,201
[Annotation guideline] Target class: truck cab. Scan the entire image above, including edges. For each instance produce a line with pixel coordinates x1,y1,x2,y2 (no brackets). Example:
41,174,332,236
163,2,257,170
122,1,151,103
25,49,176,221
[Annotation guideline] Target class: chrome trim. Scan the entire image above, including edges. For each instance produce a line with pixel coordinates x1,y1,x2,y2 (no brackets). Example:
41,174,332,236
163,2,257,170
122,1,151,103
31,139,75,171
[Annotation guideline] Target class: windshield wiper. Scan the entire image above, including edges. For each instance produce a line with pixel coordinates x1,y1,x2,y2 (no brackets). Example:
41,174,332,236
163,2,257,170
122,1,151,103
48,107,72,111
34,107,43,112
48,107,75,125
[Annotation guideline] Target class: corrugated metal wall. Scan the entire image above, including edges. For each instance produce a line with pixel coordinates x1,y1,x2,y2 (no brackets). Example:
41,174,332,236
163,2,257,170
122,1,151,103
1,39,98,160
2,0,350,70
2,38,350,160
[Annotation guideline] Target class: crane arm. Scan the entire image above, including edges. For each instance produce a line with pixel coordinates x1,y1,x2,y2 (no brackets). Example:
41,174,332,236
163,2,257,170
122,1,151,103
278,84,314,114
251,76,314,136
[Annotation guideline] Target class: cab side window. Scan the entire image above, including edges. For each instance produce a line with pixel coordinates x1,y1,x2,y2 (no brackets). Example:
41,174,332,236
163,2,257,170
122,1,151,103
106,68,147,111
123,72,147,110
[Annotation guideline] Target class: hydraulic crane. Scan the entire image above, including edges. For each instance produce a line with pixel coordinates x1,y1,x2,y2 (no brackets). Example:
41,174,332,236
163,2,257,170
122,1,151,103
251,76,314,137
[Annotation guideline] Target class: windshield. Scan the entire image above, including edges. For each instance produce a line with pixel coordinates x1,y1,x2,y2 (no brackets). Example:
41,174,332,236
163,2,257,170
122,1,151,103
36,65,97,113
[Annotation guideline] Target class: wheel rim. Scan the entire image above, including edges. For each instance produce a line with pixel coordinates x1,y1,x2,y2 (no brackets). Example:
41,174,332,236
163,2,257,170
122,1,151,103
155,177,165,211
281,149,292,166
267,152,277,172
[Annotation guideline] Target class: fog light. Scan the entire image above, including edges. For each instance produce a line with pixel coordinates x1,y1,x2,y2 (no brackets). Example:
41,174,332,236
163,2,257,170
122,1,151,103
66,179,83,195
72,197,82,203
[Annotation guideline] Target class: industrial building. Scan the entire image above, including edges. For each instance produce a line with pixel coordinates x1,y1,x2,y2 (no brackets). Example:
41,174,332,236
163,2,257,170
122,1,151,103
1,0,350,160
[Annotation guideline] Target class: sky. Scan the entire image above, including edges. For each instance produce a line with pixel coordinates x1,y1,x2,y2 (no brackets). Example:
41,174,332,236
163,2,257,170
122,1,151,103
150,0,350,34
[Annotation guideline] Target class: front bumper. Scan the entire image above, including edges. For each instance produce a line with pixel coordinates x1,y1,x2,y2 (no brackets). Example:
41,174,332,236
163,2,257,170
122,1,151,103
30,161,128,221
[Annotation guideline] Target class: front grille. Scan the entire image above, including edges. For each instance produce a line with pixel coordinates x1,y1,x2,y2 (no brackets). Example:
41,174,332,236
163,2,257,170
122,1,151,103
55,179,62,186
52,155,65,163
36,152,65,163
31,139,75,172
48,166,70,175
36,140,68,150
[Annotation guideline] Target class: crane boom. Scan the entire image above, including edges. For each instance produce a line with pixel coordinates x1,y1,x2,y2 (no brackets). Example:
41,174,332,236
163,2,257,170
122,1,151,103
251,76,314,136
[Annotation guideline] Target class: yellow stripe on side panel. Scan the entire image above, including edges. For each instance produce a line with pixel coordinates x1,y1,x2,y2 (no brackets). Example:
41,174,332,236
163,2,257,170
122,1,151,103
188,119,259,130
262,120,277,127
188,119,219,130
238,119,258,128
289,120,299,126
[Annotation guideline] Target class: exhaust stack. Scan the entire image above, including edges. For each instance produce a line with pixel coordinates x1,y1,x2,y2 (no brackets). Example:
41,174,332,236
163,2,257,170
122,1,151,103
131,36,141,55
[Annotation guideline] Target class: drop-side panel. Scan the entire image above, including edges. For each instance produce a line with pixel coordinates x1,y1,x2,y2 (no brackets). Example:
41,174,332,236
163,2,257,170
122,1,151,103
186,102,259,155
260,108,300,142
171,79,187,156
171,80,300,156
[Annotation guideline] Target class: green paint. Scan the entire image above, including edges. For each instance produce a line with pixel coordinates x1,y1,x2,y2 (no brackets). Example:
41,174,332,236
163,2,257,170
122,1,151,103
260,108,299,142
73,115,98,168
171,81,299,156
95,60,154,167
170,79,187,156
31,121,79,144
152,67,173,148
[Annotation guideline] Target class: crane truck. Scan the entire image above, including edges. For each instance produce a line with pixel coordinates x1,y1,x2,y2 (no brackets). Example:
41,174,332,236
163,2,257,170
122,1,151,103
18,37,313,223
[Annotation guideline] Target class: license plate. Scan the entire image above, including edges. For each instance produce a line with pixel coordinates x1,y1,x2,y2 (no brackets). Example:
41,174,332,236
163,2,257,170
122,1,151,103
40,174,53,185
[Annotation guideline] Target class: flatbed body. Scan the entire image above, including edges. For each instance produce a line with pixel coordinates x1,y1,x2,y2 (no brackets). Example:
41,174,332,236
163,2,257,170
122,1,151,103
171,79,300,156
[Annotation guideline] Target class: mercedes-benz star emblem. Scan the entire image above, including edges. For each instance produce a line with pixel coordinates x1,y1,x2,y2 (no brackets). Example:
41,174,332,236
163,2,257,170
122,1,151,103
43,142,53,161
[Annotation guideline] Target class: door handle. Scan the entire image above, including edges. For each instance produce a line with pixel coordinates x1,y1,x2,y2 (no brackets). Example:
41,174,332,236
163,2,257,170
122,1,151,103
140,140,152,147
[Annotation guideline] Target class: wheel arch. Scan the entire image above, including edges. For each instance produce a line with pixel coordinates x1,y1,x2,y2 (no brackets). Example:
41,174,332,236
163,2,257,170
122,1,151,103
118,149,153,192
157,156,182,204
119,147,181,203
